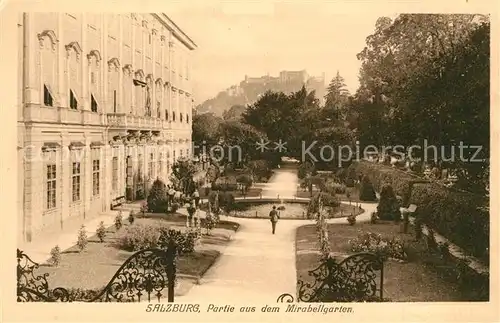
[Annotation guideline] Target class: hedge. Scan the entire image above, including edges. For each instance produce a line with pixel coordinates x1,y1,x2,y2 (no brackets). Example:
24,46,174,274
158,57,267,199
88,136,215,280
347,161,489,261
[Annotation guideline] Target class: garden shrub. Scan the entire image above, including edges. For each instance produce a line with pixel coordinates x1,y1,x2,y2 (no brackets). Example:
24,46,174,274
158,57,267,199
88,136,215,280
348,161,489,260
118,221,201,254
377,184,401,221
96,221,106,242
212,176,238,191
204,210,220,235
118,223,164,251
349,232,407,261
347,214,356,225
370,212,378,224
76,225,88,252
236,174,253,190
208,191,235,214
307,192,340,219
330,182,346,194
49,245,61,266
158,227,200,255
170,203,180,213
359,176,377,201
115,211,123,231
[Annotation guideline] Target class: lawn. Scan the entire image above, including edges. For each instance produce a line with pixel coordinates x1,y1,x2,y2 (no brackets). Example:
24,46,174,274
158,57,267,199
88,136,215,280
36,213,239,297
295,221,477,302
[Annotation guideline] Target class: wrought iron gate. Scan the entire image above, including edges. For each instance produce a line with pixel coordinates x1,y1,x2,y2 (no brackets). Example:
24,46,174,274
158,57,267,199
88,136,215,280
277,252,386,303
17,243,177,302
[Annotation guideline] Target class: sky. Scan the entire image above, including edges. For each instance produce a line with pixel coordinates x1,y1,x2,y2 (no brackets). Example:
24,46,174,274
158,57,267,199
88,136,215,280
166,3,398,103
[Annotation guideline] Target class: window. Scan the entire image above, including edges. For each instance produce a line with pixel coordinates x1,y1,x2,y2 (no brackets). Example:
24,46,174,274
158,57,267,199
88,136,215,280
148,153,154,178
69,89,78,109
157,101,161,118
186,114,189,123
126,156,133,187
159,153,163,178
138,154,143,180
180,113,183,123
46,164,57,209
112,157,118,190
165,110,169,121
113,90,117,113
180,149,183,157
92,154,100,196
91,94,98,112
43,84,53,107
72,162,81,202
172,111,176,122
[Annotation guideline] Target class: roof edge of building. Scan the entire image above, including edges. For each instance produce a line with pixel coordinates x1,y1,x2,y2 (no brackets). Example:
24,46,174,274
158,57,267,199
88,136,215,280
152,13,197,50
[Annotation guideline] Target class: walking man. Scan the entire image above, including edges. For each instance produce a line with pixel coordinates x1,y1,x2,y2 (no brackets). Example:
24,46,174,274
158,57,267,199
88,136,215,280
269,205,280,234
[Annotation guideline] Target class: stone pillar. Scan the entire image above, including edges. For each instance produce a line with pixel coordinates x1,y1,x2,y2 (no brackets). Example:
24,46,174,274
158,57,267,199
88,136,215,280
102,135,111,213
23,13,39,105
81,13,88,110
160,34,165,120
60,132,69,229
102,14,108,113
57,13,67,107
118,15,124,113
131,15,136,115
83,133,91,219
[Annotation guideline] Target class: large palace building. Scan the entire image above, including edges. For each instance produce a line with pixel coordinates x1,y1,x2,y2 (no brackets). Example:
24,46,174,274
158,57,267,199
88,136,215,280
16,13,196,244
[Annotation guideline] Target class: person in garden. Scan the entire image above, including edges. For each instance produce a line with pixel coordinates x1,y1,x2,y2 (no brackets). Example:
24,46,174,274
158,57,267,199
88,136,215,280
193,190,200,208
187,202,196,227
269,205,280,234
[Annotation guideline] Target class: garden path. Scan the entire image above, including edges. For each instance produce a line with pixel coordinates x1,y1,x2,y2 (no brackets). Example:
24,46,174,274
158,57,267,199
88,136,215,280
177,166,376,302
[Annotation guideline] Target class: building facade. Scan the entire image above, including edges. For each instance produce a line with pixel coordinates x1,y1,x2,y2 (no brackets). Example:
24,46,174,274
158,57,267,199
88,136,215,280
17,13,196,244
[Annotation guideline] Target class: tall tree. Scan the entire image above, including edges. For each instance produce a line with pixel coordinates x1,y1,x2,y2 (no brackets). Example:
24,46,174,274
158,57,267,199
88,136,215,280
352,14,489,192
192,113,223,149
223,104,246,121
324,71,350,121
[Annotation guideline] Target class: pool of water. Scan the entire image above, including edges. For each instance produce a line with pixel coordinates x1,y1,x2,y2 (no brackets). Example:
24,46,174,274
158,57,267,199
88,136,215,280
233,202,309,219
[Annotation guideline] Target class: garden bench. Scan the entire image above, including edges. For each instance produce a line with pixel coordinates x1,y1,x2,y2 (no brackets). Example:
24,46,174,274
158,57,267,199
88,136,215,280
110,196,126,209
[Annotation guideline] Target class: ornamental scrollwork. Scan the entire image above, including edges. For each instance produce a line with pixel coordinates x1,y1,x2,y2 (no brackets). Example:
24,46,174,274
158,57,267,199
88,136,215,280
277,252,385,303
17,247,176,302
37,30,58,51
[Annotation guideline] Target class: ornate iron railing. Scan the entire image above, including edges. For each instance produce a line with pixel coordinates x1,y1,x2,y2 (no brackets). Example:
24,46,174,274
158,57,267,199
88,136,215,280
277,252,385,303
17,242,177,302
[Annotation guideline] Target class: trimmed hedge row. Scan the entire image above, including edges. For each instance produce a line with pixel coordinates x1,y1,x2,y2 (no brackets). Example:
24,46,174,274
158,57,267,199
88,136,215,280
347,161,489,261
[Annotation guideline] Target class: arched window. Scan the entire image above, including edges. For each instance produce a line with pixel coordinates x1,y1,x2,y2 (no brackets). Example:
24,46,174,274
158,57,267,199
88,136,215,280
38,30,58,107
108,58,120,114
87,50,102,113
65,41,82,110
